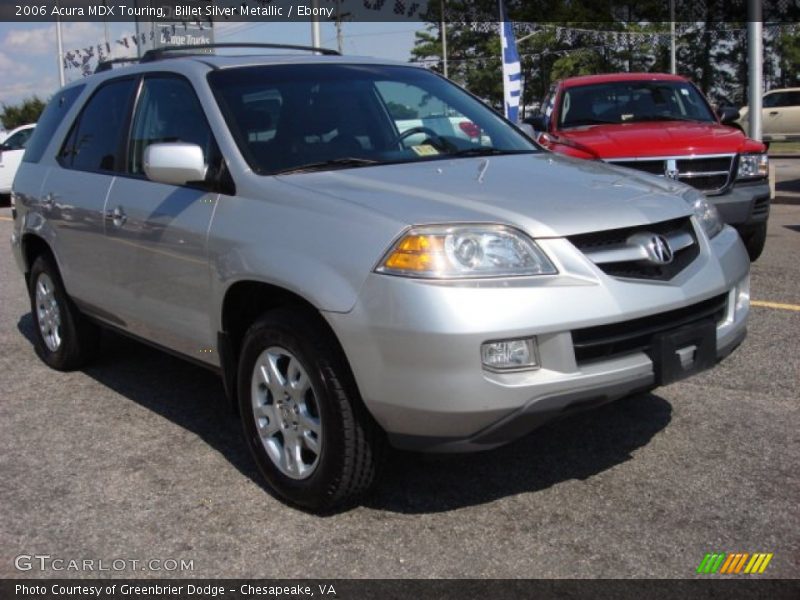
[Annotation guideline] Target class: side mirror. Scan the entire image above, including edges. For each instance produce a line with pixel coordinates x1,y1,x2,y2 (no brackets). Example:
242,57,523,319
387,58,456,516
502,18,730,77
0,143,11,153
718,106,740,125
523,115,549,132
143,142,207,186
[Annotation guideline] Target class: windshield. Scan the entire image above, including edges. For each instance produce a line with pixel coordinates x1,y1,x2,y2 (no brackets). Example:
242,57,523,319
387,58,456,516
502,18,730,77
208,64,538,175
558,80,716,128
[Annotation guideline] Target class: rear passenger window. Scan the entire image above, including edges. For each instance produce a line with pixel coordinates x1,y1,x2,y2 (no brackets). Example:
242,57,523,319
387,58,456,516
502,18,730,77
59,78,136,172
128,75,215,175
23,85,84,164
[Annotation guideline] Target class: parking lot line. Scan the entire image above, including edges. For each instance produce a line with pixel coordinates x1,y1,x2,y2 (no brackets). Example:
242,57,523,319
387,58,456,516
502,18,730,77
752,300,800,312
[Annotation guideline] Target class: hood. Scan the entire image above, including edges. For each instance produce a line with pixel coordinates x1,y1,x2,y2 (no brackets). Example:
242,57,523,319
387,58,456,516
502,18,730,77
555,121,764,158
278,153,694,238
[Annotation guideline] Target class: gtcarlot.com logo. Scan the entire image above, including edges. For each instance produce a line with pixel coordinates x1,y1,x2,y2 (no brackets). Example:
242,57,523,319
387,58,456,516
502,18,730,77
14,554,194,572
697,552,774,575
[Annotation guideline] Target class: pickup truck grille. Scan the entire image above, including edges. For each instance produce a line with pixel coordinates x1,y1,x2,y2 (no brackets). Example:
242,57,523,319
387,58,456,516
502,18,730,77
608,154,735,195
571,293,728,364
568,217,699,281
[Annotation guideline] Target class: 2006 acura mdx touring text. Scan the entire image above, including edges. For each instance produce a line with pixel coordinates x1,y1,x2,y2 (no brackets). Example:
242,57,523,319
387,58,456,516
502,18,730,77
10,45,751,512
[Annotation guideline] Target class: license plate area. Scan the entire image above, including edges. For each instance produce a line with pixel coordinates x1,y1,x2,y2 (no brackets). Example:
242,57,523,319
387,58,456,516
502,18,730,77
649,319,717,385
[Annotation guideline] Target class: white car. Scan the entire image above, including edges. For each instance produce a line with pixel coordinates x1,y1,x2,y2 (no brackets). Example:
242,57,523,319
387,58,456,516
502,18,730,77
0,123,35,194
738,88,800,142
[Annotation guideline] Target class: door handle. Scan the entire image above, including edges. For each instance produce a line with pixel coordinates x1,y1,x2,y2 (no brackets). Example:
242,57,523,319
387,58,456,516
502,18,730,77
769,111,779,116
42,193,57,209
105,206,127,227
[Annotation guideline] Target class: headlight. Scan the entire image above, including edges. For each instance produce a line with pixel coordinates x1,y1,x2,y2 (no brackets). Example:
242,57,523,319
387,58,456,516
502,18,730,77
376,225,557,278
684,190,723,239
737,153,768,180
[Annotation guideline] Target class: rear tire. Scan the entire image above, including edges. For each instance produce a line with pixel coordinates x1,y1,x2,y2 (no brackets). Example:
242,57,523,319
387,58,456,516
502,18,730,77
28,255,100,370
237,308,384,512
741,222,767,262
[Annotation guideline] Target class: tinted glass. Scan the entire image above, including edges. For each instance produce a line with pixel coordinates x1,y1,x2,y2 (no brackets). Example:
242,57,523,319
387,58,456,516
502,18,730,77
784,91,800,106
128,76,215,175
763,93,785,108
559,81,716,128
60,78,135,172
208,64,537,175
23,85,84,163
3,128,34,150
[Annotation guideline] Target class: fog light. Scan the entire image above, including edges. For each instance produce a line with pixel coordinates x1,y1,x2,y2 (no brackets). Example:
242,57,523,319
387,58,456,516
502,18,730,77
735,274,750,315
481,337,539,372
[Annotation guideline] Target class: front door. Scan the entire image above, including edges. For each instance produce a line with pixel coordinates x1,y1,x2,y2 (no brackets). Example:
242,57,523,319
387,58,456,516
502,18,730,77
102,74,222,362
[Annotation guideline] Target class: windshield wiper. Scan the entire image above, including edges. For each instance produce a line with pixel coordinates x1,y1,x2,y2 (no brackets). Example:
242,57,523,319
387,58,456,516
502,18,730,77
447,147,532,157
274,157,380,175
562,118,619,127
627,115,707,123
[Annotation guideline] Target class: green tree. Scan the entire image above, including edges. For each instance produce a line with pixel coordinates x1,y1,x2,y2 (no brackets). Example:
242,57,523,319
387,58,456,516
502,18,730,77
776,29,800,88
1,96,46,130
385,101,418,119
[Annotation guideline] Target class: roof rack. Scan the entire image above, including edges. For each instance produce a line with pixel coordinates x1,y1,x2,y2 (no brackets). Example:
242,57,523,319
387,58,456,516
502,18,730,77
140,42,340,63
94,57,140,73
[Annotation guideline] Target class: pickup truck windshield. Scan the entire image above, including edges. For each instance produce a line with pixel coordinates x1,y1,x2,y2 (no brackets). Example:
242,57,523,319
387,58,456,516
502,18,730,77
208,64,538,175
558,80,717,129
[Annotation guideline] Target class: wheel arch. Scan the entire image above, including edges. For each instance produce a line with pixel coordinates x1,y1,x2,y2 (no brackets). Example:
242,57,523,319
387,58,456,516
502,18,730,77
20,233,57,284
218,279,354,411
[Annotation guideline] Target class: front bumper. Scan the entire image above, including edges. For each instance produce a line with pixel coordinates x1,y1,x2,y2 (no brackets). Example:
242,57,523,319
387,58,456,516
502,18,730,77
709,180,770,227
326,225,750,452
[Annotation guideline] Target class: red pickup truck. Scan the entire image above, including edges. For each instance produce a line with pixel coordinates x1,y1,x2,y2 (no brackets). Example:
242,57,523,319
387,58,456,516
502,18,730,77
526,73,770,260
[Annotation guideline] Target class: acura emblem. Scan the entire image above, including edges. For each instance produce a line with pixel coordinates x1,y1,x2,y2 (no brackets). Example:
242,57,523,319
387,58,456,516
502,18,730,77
645,234,674,264
628,232,675,265
664,158,680,180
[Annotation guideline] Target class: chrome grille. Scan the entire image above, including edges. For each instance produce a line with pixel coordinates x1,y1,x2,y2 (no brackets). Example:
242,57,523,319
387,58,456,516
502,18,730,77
568,217,699,281
608,154,735,195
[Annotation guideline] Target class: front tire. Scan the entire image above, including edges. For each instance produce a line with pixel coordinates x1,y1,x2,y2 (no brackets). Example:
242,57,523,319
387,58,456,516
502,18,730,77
28,255,99,370
237,309,384,512
741,222,767,262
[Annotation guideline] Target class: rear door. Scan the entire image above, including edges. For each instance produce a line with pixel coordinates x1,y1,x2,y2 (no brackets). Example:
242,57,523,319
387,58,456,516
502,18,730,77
775,91,800,138
761,91,799,138
101,73,223,362
43,77,137,309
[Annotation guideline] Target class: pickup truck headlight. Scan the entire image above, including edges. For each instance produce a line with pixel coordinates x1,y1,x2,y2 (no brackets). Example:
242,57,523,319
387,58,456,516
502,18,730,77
737,153,768,180
376,225,557,278
684,190,723,239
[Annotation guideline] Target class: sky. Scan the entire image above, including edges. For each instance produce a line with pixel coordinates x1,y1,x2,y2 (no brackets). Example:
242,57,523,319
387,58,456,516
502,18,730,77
0,20,425,106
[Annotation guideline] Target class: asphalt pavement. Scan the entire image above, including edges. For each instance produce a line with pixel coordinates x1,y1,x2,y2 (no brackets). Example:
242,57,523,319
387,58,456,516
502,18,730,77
0,203,797,579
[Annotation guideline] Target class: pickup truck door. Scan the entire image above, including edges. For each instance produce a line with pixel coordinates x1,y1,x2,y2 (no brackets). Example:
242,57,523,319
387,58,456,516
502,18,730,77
102,74,220,364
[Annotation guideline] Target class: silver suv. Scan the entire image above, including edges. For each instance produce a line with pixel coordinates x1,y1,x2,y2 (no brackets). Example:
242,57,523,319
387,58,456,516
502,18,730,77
10,45,750,511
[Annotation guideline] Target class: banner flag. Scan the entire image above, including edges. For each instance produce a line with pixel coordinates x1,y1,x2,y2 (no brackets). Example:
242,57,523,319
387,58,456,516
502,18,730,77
498,0,522,123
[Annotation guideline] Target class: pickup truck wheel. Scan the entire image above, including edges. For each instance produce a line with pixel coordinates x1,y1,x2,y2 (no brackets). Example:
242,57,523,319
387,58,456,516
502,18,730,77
742,222,767,261
28,255,99,370
237,309,383,512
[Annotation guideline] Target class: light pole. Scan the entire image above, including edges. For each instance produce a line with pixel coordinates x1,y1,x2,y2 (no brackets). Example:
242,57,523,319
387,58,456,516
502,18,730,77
669,0,676,74
441,0,448,78
311,0,321,49
747,0,763,141
55,1,65,86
